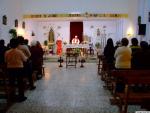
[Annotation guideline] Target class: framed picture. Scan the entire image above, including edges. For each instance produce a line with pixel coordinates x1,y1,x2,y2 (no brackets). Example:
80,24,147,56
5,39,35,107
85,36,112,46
149,12,150,22
22,21,25,29
2,15,7,25
31,31,35,36
15,19,18,27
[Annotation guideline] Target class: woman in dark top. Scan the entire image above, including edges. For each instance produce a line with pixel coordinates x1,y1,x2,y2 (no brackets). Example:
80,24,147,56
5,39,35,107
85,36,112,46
0,39,7,65
104,38,115,70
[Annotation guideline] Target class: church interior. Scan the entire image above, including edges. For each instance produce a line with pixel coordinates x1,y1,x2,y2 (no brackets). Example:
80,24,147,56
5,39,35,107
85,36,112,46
0,0,150,113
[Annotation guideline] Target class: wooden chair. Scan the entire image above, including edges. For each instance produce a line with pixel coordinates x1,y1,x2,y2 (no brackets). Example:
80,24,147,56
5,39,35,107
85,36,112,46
97,55,104,75
98,55,114,90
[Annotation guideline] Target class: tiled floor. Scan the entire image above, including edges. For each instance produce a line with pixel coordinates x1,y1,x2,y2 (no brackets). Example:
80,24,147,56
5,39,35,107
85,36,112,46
6,62,143,113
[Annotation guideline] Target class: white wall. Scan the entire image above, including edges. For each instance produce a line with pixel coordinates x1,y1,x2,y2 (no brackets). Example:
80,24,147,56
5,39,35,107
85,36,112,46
24,21,70,45
36,21,70,44
1,0,149,45
83,20,117,45
0,0,23,44
20,0,140,44
25,19,127,49
24,20,39,44
21,0,129,14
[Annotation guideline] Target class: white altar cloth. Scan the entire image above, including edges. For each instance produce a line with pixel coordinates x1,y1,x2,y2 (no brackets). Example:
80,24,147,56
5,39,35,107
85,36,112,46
65,44,89,49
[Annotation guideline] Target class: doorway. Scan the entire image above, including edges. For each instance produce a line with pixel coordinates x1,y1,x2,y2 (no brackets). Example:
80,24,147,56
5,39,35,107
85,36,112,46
70,22,83,43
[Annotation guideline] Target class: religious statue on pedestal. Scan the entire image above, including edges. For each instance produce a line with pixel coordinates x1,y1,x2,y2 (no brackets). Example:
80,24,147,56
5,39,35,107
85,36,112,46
72,35,80,44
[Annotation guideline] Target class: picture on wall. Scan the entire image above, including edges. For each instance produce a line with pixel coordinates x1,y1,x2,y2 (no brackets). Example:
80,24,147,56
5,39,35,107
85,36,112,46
2,15,7,25
149,12,150,22
22,21,25,29
31,31,35,36
15,19,18,27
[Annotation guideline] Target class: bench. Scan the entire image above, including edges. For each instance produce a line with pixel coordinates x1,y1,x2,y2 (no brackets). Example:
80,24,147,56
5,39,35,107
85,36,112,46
97,55,108,76
97,55,103,75
97,55,114,90
110,69,150,113
0,64,13,112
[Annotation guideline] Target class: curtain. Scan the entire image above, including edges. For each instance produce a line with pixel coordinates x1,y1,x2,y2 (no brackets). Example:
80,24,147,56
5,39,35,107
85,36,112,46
70,22,83,43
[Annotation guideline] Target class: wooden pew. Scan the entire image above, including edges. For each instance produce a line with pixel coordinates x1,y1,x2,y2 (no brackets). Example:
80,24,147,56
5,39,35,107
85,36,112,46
97,55,103,75
110,69,150,113
97,55,108,76
97,55,114,90
0,64,12,112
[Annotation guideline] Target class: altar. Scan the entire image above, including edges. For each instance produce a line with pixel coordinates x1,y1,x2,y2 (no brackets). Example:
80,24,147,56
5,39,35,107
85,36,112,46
65,44,89,56
65,44,89,68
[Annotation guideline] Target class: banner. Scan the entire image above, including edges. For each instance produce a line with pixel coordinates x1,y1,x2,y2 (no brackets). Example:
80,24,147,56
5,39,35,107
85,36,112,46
23,13,128,19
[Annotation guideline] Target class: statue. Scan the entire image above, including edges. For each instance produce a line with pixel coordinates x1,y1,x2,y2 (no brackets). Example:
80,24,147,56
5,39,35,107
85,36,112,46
48,27,55,44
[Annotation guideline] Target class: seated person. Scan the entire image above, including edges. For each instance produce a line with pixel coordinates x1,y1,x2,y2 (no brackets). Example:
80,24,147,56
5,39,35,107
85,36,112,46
132,41,150,69
130,38,140,55
72,35,80,44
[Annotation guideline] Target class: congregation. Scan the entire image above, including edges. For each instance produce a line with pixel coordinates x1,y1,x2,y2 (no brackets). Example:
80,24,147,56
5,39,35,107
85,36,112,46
1,36,150,102
1,0,150,113
0,34,150,113
0,36,44,102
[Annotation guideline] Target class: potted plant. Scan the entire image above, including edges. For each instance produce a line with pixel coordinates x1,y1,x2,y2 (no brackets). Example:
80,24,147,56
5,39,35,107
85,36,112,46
9,29,17,38
44,40,48,46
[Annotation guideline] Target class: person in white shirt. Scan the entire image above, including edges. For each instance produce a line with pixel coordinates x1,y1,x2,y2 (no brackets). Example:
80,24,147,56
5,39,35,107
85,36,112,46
72,35,80,44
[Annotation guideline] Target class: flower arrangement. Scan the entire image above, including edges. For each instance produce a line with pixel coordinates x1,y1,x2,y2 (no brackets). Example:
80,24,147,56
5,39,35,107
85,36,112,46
44,40,48,46
95,42,101,49
63,41,67,45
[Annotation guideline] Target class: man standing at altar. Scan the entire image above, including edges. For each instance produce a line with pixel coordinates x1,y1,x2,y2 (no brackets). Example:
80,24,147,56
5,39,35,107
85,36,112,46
72,35,80,44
